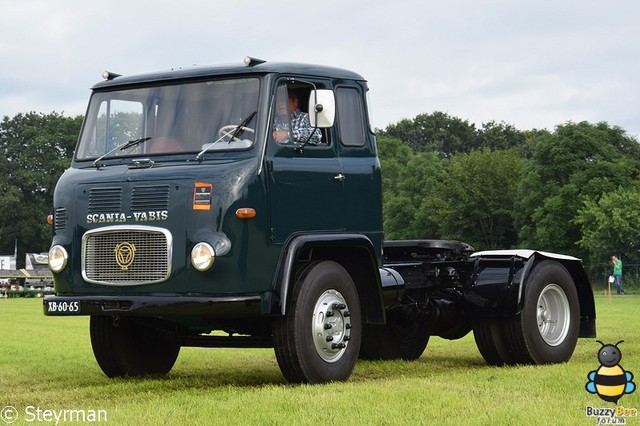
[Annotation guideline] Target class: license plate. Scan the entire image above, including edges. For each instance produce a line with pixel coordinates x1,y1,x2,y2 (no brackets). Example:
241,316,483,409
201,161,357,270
46,300,81,314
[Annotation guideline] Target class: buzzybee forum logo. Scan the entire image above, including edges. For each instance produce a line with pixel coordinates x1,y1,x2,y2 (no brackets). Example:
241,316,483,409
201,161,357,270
586,341,636,403
585,340,637,423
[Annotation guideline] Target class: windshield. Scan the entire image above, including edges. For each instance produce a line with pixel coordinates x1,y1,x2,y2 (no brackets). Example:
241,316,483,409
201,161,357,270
75,77,260,160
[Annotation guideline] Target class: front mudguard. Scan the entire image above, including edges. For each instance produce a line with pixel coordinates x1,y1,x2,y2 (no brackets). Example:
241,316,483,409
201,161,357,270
271,233,386,325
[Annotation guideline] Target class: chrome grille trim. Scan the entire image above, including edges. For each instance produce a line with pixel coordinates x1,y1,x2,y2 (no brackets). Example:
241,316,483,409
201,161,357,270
82,225,172,286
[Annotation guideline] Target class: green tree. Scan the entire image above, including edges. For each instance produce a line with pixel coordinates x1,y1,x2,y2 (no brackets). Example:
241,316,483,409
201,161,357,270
426,148,524,250
378,135,447,239
381,112,478,154
575,187,640,272
387,151,447,239
377,135,413,198
476,120,527,154
515,121,640,258
0,112,82,263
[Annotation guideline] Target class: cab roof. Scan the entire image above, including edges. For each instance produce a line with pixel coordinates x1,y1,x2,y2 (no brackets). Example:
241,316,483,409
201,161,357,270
93,60,366,90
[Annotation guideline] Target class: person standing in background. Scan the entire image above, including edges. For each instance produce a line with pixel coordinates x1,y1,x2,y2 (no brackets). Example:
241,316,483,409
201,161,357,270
611,255,624,294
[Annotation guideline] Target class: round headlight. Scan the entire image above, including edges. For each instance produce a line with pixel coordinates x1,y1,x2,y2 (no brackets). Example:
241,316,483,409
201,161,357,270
191,242,215,271
48,245,68,273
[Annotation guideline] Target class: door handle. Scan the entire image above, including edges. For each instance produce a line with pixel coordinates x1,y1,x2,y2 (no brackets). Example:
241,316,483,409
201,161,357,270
334,174,345,182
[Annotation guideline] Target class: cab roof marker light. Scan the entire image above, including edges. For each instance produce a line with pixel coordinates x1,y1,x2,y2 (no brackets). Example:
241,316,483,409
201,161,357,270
244,56,266,67
102,70,121,81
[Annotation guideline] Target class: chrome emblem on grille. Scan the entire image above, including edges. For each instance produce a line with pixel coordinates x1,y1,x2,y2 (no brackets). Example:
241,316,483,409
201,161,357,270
114,242,136,271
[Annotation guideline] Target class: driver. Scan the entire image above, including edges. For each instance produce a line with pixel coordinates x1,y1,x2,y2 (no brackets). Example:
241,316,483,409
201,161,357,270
273,91,322,144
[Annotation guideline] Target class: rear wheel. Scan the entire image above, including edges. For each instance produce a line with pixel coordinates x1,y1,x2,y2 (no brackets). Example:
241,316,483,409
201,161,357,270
473,318,515,366
505,260,580,364
90,316,180,377
360,311,430,361
273,261,361,384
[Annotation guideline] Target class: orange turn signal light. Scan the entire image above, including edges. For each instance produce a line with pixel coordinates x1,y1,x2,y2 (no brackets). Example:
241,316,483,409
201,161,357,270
235,208,256,219
47,214,54,225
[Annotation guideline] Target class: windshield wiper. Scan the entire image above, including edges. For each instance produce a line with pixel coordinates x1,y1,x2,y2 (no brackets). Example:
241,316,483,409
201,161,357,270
228,111,257,143
93,137,151,169
195,111,256,162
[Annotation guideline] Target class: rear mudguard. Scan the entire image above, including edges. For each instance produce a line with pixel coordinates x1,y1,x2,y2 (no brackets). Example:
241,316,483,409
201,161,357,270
469,250,596,338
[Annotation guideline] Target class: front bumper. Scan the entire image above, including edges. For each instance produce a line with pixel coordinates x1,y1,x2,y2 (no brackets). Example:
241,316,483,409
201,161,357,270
43,294,262,317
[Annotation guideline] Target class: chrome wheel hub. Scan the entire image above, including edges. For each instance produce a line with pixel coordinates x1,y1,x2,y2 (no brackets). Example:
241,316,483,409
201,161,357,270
312,289,352,363
536,283,570,346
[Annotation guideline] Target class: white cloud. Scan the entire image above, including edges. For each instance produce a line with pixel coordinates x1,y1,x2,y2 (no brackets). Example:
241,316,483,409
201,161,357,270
1,0,639,138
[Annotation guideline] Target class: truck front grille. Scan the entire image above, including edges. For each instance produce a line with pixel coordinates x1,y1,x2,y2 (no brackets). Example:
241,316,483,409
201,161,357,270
82,226,172,285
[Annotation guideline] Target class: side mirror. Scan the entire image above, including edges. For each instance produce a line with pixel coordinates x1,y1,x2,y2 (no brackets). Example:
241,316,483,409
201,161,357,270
309,89,335,128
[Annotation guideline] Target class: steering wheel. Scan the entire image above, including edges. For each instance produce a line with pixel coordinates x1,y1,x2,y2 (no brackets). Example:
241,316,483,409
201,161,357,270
218,125,255,143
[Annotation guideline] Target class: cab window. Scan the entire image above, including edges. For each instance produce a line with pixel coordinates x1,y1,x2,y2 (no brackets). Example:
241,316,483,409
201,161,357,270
75,78,260,160
336,87,365,147
271,82,326,146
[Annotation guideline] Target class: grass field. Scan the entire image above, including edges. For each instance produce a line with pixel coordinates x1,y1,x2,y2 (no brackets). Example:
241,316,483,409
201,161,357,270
1,296,639,425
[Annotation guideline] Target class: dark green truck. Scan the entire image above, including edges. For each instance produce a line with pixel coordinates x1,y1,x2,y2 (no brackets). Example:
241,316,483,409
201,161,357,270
44,58,596,384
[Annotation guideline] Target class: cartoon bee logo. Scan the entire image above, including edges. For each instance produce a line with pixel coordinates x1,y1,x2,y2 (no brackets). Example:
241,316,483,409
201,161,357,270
586,340,636,404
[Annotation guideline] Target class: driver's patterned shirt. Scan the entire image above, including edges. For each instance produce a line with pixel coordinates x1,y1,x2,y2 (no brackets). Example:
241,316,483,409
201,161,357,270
273,109,322,144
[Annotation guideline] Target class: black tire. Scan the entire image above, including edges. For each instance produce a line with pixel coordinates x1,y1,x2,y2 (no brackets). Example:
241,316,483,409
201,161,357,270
90,316,180,377
504,260,580,364
473,318,516,366
360,311,430,361
273,261,362,384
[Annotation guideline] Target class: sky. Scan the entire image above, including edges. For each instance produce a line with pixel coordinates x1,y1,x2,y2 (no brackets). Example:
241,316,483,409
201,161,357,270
1,0,639,138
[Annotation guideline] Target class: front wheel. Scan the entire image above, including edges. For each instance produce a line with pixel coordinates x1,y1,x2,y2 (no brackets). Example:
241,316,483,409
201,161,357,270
273,261,362,384
90,316,180,377
504,260,580,364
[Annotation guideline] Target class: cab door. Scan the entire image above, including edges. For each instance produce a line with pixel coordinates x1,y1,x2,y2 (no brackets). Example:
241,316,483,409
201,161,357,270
266,81,345,243
333,85,383,243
